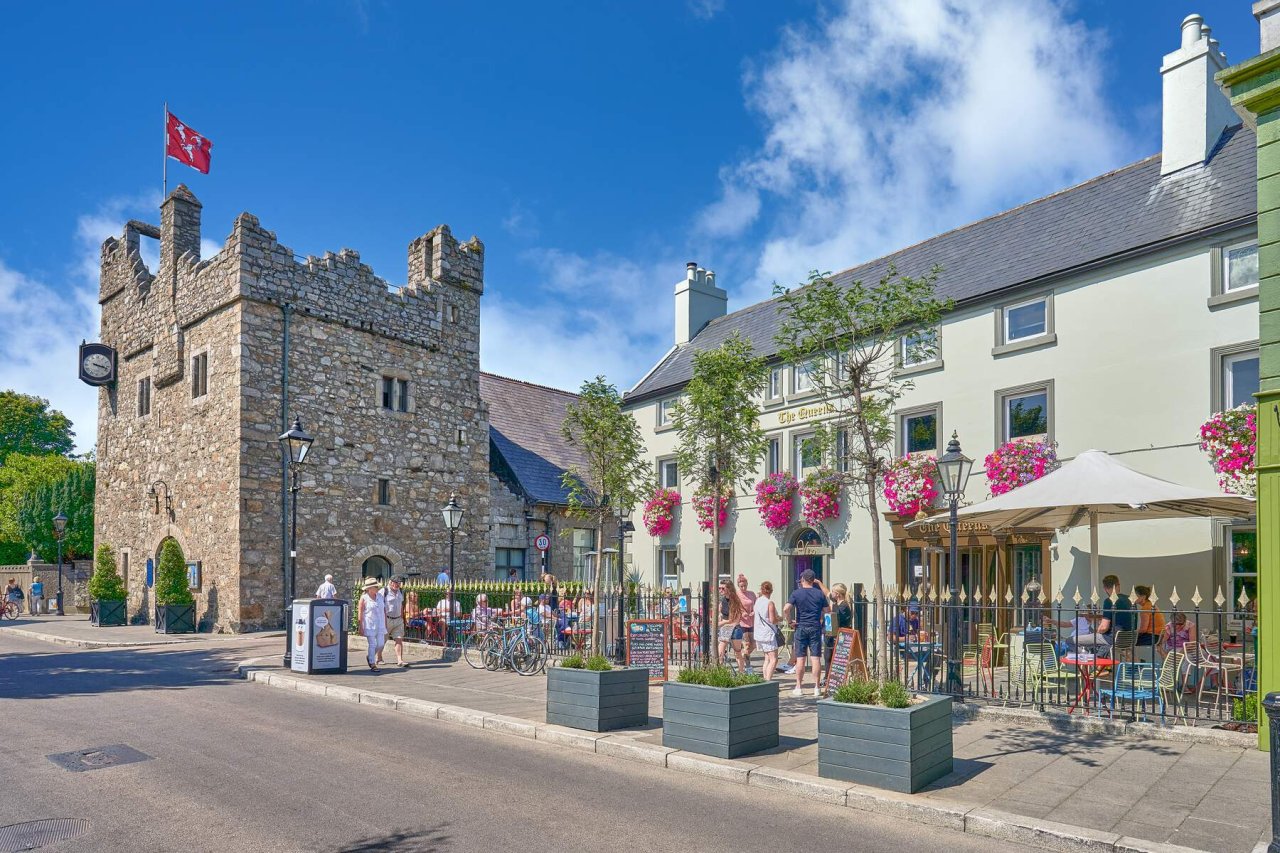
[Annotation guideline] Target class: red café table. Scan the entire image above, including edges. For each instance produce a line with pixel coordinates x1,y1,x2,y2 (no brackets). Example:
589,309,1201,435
563,628,592,653
1060,654,1115,714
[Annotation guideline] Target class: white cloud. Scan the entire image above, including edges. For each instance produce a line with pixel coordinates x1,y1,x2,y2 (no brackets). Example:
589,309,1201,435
502,201,540,240
688,0,725,21
706,0,1135,302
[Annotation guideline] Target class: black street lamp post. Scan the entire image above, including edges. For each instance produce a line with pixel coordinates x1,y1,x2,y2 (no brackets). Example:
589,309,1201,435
441,493,464,647
933,431,973,699
613,510,635,661
279,416,314,667
52,511,67,616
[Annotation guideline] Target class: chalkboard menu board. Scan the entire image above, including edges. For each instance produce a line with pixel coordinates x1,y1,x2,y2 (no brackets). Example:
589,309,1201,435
625,619,669,682
824,628,867,691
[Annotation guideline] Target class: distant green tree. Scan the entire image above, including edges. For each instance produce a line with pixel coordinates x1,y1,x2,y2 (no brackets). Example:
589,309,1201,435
0,453,79,545
88,543,127,601
17,461,95,562
561,375,650,653
154,539,193,607
0,391,74,465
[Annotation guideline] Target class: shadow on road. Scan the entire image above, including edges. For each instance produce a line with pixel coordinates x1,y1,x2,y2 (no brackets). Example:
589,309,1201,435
0,643,262,701
332,824,451,852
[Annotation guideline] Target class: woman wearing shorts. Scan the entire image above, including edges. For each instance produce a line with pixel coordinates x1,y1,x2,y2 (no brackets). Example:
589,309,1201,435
716,580,742,666
753,581,782,680
733,574,757,675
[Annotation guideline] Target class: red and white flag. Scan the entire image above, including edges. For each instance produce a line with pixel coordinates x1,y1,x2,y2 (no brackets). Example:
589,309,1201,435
166,111,212,174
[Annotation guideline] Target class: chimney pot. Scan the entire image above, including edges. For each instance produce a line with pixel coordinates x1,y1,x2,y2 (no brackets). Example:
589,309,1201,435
1181,14,1204,48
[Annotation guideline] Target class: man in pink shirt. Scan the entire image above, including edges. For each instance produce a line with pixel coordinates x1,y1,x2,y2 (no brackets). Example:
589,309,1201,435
733,573,758,675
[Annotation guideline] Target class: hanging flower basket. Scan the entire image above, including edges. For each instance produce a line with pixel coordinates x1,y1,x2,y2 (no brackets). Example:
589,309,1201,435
984,439,1059,497
800,468,842,526
693,487,732,533
882,454,940,517
1199,404,1256,496
642,487,682,537
755,471,798,531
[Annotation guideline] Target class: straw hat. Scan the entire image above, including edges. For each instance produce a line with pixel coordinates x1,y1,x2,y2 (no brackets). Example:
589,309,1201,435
363,577,381,589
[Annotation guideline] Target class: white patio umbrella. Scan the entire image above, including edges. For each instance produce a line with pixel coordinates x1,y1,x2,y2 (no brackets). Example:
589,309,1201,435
916,449,1255,592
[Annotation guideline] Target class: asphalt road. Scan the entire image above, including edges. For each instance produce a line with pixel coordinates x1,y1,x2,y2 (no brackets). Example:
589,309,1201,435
0,632,1033,852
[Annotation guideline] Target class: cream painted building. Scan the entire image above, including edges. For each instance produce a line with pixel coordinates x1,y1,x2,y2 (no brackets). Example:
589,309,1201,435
622,14,1258,619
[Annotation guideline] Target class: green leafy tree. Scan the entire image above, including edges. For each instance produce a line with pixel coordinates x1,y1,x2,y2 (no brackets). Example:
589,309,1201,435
0,452,79,545
671,332,769,658
0,391,74,465
561,376,650,654
774,267,951,673
155,538,193,607
16,461,95,562
88,543,127,601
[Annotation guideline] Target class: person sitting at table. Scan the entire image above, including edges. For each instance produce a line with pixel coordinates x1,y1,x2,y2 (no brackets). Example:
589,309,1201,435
507,589,532,619
892,601,921,640
1158,611,1196,658
1133,585,1163,648
1072,574,1133,651
435,594,461,618
472,594,497,632
575,591,595,628
1044,611,1092,654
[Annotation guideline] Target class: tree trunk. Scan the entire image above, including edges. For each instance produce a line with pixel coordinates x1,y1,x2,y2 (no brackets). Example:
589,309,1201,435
592,508,605,655
710,482,720,666
864,473,885,679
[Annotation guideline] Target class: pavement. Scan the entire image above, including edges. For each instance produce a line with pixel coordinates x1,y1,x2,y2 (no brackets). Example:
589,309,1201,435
0,631,1035,853
0,613,277,649
233,646,1271,853
4,617,1269,852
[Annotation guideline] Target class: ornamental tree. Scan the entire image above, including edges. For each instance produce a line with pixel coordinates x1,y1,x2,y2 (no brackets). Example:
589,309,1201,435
774,267,950,673
17,460,95,563
155,538,194,607
672,331,769,657
0,452,79,549
0,391,74,465
88,543,127,602
561,376,650,653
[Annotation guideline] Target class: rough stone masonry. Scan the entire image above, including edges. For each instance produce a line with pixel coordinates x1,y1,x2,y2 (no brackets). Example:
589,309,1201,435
94,186,491,632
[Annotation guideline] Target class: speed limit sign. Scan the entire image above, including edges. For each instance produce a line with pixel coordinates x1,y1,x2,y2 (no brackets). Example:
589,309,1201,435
534,533,550,552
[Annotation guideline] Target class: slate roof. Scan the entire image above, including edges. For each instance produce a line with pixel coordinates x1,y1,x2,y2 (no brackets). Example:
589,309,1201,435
628,126,1258,403
480,372,588,506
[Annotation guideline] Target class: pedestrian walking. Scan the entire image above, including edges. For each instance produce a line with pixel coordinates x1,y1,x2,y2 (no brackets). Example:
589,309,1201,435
29,576,44,615
5,578,24,614
358,578,386,671
753,581,782,680
734,573,757,674
716,580,742,667
785,570,830,697
381,576,407,667
315,574,337,599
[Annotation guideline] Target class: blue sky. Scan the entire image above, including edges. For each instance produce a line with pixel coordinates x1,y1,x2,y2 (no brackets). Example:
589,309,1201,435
0,1,1260,453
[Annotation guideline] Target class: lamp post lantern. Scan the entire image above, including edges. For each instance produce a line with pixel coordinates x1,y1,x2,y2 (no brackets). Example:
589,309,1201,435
441,493,464,647
278,416,314,667
52,511,67,616
933,431,973,699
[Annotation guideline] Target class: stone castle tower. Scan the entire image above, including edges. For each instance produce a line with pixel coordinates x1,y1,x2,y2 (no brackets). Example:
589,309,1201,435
94,186,490,632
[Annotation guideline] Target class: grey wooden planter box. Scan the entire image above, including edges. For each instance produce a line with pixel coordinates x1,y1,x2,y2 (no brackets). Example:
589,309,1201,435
546,666,649,732
155,603,196,634
817,694,953,793
662,680,779,759
90,599,127,627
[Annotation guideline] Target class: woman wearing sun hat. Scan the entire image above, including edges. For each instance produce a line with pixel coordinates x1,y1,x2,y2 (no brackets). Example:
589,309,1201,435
358,578,387,671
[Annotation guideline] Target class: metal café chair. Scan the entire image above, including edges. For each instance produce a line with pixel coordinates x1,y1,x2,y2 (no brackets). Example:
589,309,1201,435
1097,662,1157,719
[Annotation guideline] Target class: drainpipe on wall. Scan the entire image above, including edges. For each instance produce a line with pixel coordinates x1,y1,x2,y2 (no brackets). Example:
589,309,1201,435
280,303,292,625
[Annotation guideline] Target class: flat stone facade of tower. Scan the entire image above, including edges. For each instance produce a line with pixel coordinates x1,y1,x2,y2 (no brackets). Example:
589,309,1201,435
94,186,490,632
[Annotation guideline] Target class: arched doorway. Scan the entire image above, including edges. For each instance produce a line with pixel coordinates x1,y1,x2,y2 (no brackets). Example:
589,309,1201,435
790,528,824,591
362,555,392,584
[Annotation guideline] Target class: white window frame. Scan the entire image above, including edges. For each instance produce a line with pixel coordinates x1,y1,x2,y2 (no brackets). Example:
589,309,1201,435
898,402,942,457
657,397,677,427
996,381,1054,444
659,548,680,589
1209,237,1261,307
793,431,821,477
705,545,732,582
658,458,680,492
792,361,816,395
767,366,785,401
766,435,782,476
993,294,1056,356
572,529,594,582
1212,342,1260,411
1224,240,1259,293
900,328,939,369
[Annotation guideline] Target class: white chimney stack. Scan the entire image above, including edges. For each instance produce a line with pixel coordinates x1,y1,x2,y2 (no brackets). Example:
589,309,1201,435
674,261,727,345
1256,1,1280,53
1161,13,1235,176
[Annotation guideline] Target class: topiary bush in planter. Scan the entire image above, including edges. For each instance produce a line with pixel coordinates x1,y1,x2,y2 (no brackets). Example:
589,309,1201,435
88,543,127,627
154,539,195,634
547,654,648,732
818,677,952,793
663,665,778,758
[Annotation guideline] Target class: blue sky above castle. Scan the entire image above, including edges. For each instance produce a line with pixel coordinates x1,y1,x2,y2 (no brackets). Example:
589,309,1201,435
0,1,1260,452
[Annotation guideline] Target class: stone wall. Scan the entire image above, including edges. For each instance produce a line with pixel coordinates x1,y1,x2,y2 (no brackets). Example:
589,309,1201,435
94,186,489,632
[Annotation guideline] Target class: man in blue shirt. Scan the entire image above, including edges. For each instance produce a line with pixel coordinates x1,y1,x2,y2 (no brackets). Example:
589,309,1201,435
784,570,830,698
436,566,450,585
29,576,44,615
1074,574,1134,650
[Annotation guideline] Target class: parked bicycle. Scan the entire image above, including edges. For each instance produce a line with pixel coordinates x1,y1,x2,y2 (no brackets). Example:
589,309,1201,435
464,618,545,675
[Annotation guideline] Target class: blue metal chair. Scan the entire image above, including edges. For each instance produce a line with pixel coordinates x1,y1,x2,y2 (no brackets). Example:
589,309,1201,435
1097,662,1157,719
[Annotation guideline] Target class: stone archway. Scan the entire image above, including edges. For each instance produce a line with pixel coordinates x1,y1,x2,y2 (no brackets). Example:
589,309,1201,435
351,544,407,594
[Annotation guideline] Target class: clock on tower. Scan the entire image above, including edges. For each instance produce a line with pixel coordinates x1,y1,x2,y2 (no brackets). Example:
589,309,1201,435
78,341,117,387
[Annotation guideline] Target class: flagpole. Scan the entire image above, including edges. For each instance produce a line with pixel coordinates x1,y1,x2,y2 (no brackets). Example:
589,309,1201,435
162,101,168,201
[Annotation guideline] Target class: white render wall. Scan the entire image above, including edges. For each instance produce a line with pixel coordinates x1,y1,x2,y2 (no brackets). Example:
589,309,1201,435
624,232,1258,605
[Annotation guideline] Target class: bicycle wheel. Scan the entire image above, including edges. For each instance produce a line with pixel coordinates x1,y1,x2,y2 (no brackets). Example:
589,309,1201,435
511,637,542,675
2,602,17,620
463,631,492,670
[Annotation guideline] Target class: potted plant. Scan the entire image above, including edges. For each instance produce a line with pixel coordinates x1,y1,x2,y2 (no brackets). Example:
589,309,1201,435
662,665,778,758
546,654,649,732
154,539,196,634
88,543,127,627
817,678,952,793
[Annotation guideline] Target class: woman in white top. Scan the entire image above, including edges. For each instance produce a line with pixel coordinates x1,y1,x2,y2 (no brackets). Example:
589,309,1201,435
358,578,387,671
753,581,783,680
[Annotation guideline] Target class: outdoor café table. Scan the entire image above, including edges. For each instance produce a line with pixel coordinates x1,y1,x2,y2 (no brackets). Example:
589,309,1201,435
563,628,592,653
900,641,940,690
1060,654,1115,714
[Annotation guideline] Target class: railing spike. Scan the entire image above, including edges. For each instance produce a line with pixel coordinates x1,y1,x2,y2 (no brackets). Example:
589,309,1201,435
1191,587,1203,608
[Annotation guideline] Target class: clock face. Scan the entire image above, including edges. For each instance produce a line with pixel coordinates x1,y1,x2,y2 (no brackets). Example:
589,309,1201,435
83,353,112,379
